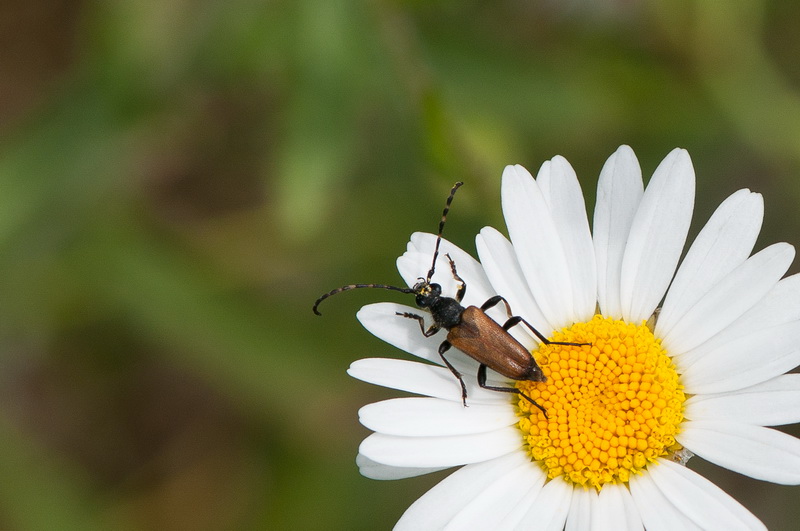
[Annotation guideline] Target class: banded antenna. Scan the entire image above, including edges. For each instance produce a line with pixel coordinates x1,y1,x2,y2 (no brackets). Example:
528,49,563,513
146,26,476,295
312,181,465,316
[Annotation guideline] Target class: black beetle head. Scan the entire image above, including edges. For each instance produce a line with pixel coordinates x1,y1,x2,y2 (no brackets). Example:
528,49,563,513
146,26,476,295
413,281,441,309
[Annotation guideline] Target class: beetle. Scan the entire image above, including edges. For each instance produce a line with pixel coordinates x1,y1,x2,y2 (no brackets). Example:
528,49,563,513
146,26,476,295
313,182,588,416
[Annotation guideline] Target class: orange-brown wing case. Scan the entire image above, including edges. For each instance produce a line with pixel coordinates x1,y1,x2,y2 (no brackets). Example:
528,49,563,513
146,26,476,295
446,306,534,380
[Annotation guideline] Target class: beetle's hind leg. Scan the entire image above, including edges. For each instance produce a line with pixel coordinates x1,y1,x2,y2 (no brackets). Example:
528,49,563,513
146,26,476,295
481,295,589,347
477,364,548,417
480,295,513,316
503,315,589,347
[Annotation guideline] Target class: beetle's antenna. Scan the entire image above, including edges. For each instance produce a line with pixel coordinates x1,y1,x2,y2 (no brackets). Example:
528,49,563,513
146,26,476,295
427,182,464,283
313,284,416,315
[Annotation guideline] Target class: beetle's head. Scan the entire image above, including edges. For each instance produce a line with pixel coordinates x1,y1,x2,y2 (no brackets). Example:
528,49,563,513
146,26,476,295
412,280,441,309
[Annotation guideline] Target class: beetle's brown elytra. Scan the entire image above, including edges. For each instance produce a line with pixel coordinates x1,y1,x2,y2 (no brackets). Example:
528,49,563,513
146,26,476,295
313,182,589,416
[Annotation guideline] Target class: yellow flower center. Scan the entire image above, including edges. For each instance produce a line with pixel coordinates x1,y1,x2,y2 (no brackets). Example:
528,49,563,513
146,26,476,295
516,314,685,490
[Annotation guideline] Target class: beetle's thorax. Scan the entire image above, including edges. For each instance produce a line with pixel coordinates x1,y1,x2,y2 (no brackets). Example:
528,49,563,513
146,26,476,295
427,295,464,329
413,281,464,329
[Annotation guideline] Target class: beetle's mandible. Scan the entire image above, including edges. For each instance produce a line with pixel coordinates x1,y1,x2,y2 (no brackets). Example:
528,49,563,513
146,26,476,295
313,182,588,416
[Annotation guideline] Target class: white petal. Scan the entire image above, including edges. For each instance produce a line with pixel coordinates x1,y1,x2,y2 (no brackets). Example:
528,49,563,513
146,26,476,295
357,303,480,377
398,232,497,309
565,487,595,530
358,397,517,437
656,189,763,338
629,472,701,531
396,241,431,288
355,453,448,480
647,459,766,530
537,160,555,203
536,156,596,321
502,164,575,327
347,358,508,405
620,148,695,322
594,484,643,531
677,420,800,484
357,302,441,363
516,478,572,531
359,428,522,468
660,242,794,356
675,273,800,366
496,472,546,529
394,452,526,531
593,145,644,319
679,320,800,395
445,459,545,530
685,374,800,426
476,226,554,346
728,272,800,331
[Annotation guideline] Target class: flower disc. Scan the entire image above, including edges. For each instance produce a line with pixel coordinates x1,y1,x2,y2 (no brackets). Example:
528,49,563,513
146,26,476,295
518,315,686,489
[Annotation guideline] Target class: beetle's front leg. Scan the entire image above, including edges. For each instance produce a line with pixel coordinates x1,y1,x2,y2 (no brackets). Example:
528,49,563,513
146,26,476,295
444,253,467,303
396,311,440,337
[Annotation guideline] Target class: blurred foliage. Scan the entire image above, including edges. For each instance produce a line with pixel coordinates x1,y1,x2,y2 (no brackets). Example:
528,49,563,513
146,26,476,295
0,0,799,529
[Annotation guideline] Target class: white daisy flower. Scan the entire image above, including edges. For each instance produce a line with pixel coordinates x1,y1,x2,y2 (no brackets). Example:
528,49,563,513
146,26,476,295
343,146,800,529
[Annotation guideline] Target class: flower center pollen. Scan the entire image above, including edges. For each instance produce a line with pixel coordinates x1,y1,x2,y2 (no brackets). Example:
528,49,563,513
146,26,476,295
517,314,685,490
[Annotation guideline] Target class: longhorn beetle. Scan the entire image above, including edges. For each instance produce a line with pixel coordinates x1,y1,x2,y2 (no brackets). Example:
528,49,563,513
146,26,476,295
313,182,588,416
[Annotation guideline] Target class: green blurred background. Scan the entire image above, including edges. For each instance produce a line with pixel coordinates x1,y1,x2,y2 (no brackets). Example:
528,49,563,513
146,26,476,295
2,0,800,529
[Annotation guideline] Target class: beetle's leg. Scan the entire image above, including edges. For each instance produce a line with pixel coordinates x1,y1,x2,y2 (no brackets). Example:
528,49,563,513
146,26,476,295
445,253,467,303
396,312,440,337
477,365,548,418
480,295,551,343
480,295,589,347
500,315,548,343
480,295,513,316
439,340,468,406
502,315,589,347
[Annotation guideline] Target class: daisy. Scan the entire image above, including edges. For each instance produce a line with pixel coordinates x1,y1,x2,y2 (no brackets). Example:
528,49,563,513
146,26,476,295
346,146,800,530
